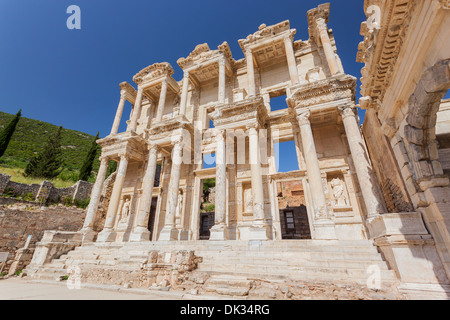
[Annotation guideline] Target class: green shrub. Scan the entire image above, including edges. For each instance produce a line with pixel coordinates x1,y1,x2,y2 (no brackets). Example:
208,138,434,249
74,198,90,209
23,193,34,201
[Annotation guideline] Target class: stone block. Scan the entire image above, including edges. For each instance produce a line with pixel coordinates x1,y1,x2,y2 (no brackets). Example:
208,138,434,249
367,212,429,239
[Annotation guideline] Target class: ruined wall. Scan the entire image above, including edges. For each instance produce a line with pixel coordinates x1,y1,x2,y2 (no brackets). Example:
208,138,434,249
0,173,93,204
0,198,85,273
362,109,413,213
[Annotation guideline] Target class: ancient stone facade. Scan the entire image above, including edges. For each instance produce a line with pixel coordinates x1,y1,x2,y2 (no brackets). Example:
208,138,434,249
23,2,450,299
75,3,381,245
357,0,450,296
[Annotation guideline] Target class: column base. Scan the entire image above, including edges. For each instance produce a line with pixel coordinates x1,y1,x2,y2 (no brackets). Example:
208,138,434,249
80,228,97,243
96,228,117,243
248,224,271,241
158,226,179,241
209,224,229,241
129,227,151,242
313,220,337,240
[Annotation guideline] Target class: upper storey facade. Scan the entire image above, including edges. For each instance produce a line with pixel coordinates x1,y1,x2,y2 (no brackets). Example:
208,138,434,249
105,2,347,146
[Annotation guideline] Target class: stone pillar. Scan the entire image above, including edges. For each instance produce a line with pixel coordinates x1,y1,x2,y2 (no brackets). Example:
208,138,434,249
297,111,336,239
339,104,385,218
316,18,339,76
284,36,299,85
179,71,190,116
245,48,256,97
110,90,126,135
248,125,270,240
97,153,130,242
210,129,229,240
80,156,109,242
159,137,184,241
156,79,168,122
130,144,160,242
218,56,226,103
128,86,143,132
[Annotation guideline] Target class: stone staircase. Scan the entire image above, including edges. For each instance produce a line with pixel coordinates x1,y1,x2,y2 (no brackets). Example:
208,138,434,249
26,239,398,290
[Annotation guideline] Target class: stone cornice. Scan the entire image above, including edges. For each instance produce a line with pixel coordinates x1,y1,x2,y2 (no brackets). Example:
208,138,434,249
177,42,235,71
288,74,357,109
238,20,292,51
119,82,137,104
133,62,175,85
357,0,415,102
307,3,331,42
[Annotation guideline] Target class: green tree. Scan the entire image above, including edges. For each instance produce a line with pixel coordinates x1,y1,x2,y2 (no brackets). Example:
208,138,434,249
24,126,64,179
0,109,21,158
202,178,216,202
78,132,100,181
106,160,117,178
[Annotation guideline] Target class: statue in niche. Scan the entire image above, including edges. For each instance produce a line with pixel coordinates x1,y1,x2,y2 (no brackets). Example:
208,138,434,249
175,190,183,227
244,187,253,213
331,178,348,207
119,198,131,224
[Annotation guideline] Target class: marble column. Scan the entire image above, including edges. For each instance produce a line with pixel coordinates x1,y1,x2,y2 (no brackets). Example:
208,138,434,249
179,71,190,116
218,56,226,103
339,104,385,218
130,144,160,242
284,36,300,85
110,91,126,135
297,111,336,239
245,48,256,97
97,153,130,242
80,156,109,242
316,18,339,76
158,137,184,241
155,79,168,122
210,129,229,240
128,87,144,132
248,125,270,240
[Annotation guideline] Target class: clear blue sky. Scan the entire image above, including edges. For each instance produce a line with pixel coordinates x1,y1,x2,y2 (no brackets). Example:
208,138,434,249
0,0,367,172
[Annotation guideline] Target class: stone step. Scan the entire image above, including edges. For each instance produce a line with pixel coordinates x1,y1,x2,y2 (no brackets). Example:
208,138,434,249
200,257,390,270
197,263,397,282
196,251,385,262
204,275,254,296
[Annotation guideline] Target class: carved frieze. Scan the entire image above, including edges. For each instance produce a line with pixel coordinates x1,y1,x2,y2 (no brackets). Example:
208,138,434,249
289,74,356,110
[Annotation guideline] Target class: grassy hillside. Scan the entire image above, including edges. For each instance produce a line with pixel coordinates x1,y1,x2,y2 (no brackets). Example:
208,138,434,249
0,111,101,183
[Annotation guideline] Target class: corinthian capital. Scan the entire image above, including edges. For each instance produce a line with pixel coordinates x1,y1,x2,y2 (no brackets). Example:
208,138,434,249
296,110,311,126
338,104,356,120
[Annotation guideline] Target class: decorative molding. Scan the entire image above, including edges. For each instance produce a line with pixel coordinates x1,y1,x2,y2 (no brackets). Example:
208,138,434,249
133,62,175,85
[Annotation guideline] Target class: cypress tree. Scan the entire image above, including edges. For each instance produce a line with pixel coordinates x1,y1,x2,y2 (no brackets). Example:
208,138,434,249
24,126,63,179
78,132,100,181
0,109,21,158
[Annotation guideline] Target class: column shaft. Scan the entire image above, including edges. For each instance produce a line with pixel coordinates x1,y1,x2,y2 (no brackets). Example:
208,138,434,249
249,127,265,222
110,93,126,135
298,111,336,240
340,106,385,217
218,57,226,103
97,154,129,242
179,71,190,116
129,87,143,132
317,19,339,75
158,139,183,240
298,113,328,218
130,145,159,241
81,157,109,239
214,131,226,224
284,37,299,85
156,79,168,122
246,49,256,97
